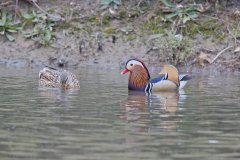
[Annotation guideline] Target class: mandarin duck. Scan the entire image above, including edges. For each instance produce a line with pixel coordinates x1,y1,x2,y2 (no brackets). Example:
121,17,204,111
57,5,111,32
121,59,191,93
39,66,80,89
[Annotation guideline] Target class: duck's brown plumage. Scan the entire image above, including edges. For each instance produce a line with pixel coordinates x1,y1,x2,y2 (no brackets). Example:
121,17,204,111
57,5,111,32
39,67,80,89
128,65,149,89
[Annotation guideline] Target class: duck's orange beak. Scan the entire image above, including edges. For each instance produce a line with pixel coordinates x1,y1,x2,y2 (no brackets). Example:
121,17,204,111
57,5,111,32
121,68,129,75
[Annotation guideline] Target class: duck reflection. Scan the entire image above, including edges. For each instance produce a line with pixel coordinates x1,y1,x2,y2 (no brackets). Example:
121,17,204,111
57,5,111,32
152,91,180,113
120,90,186,132
120,91,149,122
121,91,180,120
37,88,79,107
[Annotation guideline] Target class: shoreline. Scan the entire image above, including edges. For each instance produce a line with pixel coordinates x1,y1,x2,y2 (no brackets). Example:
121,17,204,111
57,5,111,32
0,0,239,73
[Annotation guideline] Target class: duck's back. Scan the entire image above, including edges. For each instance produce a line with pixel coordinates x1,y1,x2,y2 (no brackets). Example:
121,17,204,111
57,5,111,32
38,67,80,89
159,65,179,86
64,71,80,88
150,65,180,91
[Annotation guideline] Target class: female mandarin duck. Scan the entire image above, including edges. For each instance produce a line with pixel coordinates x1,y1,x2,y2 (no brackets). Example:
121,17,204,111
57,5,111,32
121,59,191,93
39,66,80,89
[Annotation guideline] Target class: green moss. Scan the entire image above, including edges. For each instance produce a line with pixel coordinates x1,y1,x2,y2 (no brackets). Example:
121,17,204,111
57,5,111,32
57,21,81,30
127,33,137,41
47,8,55,13
70,22,81,31
225,21,240,41
141,17,166,34
56,22,70,29
102,15,110,26
88,14,110,26
89,15,101,26
82,24,92,33
182,22,199,36
118,10,126,19
104,27,116,34
183,19,226,41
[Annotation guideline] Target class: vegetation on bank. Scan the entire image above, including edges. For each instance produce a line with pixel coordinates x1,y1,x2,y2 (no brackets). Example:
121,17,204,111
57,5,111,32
0,0,239,66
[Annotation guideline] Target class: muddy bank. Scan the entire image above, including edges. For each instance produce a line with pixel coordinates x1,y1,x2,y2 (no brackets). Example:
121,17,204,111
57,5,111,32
0,0,239,73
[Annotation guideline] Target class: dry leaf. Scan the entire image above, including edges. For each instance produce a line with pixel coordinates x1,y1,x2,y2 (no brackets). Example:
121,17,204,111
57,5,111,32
234,9,240,17
192,51,211,67
234,47,240,53
195,3,211,13
0,1,13,7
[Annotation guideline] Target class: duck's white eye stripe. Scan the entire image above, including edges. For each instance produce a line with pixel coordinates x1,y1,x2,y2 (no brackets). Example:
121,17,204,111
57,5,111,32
127,60,143,67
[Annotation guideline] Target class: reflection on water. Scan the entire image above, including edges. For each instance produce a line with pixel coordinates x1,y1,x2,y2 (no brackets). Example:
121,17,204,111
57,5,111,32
120,91,181,121
38,88,79,107
120,91,181,133
0,67,239,160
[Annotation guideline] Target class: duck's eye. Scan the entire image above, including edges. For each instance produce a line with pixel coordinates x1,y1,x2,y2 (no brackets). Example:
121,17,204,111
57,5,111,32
130,64,133,66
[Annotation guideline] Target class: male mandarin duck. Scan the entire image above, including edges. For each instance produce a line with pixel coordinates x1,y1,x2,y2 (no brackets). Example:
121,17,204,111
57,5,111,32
121,59,191,93
39,66,80,89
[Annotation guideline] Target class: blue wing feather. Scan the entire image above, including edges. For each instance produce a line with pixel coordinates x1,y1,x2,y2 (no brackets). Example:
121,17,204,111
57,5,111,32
150,75,166,84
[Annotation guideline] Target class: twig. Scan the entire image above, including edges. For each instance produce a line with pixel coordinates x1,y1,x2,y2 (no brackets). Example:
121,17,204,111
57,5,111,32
194,46,214,52
137,0,143,8
30,1,50,16
146,34,163,48
201,14,220,20
14,0,19,22
0,1,13,7
28,0,61,21
210,46,233,64
142,47,158,58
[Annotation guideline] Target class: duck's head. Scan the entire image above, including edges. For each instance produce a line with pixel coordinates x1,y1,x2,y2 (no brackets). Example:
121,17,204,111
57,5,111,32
121,59,150,78
60,71,69,90
121,59,150,91
38,67,56,80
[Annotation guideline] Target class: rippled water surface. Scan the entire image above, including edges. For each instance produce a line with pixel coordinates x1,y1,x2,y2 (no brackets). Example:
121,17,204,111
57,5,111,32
0,67,239,160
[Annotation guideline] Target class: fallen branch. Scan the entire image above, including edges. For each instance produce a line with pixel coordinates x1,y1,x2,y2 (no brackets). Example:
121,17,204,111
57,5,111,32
14,0,61,21
14,0,19,21
30,0,62,21
142,47,159,58
0,1,13,7
146,34,163,48
194,46,214,53
210,46,233,64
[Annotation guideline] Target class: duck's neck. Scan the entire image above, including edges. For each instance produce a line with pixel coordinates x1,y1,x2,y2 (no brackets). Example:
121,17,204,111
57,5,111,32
128,66,150,90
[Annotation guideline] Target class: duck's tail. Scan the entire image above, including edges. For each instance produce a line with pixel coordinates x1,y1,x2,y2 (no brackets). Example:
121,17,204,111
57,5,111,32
179,74,192,89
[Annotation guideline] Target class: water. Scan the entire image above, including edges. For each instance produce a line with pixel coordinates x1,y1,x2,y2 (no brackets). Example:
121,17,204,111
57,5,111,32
0,67,239,160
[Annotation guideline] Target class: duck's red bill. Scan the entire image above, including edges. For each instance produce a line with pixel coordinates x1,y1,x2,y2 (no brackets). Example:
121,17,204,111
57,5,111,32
120,68,129,74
